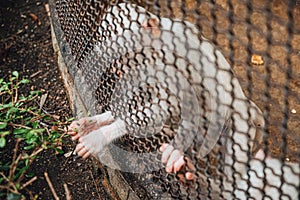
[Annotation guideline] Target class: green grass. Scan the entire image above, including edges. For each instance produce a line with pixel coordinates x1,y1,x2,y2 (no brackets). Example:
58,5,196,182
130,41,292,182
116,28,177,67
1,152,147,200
0,71,72,199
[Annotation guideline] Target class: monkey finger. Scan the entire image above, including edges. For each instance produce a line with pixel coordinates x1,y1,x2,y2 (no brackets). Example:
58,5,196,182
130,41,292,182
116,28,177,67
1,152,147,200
159,143,170,152
184,158,196,180
67,131,78,140
166,150,182,173
176,171,194,182
69,121,81,130
77,146,89,158
75,143,84,153
67,130,77,136
68,125,80,138
71,134,80,141
174,156,195,180
173,155,185,172
185,172,194,180
161,144,174,164
81,151,91,159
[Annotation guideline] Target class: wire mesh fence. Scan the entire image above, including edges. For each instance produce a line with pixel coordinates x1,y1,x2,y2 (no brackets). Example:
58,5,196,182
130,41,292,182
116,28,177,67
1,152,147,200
50,0,300,199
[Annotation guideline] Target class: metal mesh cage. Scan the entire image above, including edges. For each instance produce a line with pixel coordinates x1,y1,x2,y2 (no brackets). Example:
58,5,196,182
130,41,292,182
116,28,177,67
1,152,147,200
50,0,300,199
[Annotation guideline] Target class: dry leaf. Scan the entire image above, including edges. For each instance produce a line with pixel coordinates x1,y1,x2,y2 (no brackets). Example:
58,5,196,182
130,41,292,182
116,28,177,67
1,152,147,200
39,93,48,110
251,54,264,65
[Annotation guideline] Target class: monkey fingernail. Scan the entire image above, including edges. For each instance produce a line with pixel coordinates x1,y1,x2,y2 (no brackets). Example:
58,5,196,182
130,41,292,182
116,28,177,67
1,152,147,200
159,143,169,152
185,172,194,180
166,165,173,173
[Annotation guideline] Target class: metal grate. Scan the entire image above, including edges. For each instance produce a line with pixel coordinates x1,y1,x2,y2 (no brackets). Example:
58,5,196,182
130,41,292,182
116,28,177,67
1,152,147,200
50,0,300,199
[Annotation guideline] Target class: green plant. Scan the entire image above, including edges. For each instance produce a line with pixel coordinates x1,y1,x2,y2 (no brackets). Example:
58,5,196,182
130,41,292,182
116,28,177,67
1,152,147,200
0,71,71,199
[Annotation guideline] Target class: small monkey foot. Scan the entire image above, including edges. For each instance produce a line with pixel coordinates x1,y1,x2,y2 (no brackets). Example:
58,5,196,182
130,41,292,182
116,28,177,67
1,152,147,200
160,143,195,181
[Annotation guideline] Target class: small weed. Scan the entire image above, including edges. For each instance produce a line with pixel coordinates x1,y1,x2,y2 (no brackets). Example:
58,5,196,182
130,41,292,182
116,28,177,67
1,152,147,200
0,71,71,199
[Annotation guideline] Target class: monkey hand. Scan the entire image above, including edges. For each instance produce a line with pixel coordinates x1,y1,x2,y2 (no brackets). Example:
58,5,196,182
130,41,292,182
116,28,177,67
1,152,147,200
160,143,195,181
67,111,115,141
74,126,113,159
67,112,125,159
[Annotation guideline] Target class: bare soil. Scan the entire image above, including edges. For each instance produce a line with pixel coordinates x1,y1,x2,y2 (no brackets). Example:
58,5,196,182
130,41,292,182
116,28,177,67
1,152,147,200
148,0,300,160
195,0,300,161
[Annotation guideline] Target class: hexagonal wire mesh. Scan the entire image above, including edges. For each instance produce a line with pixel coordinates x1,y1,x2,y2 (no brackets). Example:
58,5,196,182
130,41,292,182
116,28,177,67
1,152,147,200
50,0,300,199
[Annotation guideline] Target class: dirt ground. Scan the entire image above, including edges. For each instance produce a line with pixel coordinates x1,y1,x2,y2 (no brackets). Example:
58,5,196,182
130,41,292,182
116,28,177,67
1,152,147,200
195,0,300,161
0,0,112,199
146,0,300,160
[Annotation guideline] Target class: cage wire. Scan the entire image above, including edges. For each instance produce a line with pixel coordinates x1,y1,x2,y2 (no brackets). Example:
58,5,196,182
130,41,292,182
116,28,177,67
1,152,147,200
50,0,300,199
